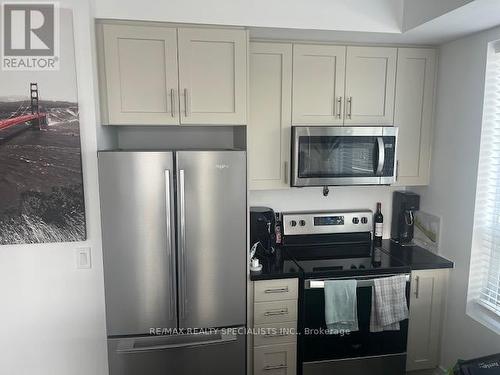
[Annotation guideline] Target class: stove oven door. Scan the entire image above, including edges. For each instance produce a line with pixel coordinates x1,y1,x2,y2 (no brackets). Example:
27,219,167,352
301,274,410,375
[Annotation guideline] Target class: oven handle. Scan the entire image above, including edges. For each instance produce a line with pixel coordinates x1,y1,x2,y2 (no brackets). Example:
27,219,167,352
305,273,410,289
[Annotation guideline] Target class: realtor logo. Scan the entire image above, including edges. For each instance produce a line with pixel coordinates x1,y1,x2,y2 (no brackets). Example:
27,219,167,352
2,2,59,70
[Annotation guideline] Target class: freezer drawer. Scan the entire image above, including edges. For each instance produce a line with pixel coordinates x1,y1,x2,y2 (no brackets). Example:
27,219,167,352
108,329,246,375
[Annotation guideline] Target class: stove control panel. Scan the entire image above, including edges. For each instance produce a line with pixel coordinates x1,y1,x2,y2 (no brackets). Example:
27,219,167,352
282,210,373,235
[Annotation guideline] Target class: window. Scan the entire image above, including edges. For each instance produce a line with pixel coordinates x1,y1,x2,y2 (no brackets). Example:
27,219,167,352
468,42,500,329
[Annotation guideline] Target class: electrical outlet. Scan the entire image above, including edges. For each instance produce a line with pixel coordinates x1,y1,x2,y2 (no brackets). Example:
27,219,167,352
76,247,91,269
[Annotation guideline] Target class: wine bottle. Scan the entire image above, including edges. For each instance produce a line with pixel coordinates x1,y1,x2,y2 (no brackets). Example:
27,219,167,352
374,202,383,247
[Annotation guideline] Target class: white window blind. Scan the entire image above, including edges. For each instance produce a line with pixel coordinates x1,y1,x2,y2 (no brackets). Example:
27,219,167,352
472,45,500,317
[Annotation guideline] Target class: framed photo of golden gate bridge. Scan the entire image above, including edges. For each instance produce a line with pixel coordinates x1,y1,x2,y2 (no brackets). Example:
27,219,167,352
0,7,86,245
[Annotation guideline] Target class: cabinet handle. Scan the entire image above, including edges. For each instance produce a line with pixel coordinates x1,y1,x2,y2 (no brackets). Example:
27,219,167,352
264,332,288,338
264,364,287,371
336,96,342,119
283,162,289,184
264,309,289,316
264,287,289,294
170,89,176,118
183,88,190,117
347,96,352,119
396,160,399,181
415,276,420,299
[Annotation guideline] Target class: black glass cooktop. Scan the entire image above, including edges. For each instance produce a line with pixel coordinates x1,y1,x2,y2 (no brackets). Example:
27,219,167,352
282,246,410,278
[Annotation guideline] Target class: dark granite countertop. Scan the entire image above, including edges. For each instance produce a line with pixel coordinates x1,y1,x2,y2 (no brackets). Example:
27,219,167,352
249,249,302,281
379,239,454,270
250,240,454,281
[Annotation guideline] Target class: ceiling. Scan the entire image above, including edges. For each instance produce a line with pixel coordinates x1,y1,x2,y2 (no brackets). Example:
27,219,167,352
250,0,500,45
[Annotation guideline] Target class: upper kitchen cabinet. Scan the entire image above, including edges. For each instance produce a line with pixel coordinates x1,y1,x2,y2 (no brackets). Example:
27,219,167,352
249,42,292,190
344,46,397,125
177,28,247,125
292,44,346,125
99,24,180,125
98,23,247,126
394,48,437,186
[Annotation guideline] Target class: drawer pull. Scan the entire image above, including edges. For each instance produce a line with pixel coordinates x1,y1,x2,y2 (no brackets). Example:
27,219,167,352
264,364,287,371
264,332,287,338
264,309,288,316
264,287,289,294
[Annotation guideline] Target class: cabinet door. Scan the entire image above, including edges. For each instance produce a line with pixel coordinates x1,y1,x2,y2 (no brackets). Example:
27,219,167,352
406,269,447,372
292,44,346,125
344,46,397,125
394,48,436,186
101,24,179,125
249,43,292,190
178,28,247,125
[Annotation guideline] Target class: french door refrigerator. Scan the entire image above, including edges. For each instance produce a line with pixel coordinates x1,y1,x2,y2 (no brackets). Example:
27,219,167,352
98,150,246,375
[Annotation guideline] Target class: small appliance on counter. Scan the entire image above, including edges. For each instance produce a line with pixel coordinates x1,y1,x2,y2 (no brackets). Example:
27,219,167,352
391,191,420,245
250,207,278,271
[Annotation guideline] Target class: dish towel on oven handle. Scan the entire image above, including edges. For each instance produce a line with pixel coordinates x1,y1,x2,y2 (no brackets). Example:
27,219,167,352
324,279,359,333
370,275,409,332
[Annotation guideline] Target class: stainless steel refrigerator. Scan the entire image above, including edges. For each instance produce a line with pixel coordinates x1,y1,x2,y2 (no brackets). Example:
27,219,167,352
98,150,246,375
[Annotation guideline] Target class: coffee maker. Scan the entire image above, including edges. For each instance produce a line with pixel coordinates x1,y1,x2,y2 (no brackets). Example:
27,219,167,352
391,191,420,244
250,207,277,263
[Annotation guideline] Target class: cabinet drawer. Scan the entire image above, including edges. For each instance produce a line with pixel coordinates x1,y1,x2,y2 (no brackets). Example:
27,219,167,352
254,300,297,325
254,322,297,347
254,279,298,302
254,343,297,375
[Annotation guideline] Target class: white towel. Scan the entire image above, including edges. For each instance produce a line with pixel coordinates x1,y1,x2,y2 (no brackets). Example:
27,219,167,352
324,280,359,333
370,275,409,332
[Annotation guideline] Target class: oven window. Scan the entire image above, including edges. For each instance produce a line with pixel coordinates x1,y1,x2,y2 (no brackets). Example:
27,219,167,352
297,136,395,178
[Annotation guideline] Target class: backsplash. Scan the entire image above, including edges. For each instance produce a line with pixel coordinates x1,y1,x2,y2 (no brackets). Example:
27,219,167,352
249,186,406,239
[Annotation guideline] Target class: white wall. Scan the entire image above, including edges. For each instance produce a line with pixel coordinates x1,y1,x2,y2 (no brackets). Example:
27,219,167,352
250,186,403,239
414,25,500,368
0,1,108,375
403,0,473,30
93,0,403,34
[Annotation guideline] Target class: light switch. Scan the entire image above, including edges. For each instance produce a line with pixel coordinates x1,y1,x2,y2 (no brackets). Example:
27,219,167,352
76,247,91,269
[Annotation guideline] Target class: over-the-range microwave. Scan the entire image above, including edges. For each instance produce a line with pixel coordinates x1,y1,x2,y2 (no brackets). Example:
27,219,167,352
291,126,398,186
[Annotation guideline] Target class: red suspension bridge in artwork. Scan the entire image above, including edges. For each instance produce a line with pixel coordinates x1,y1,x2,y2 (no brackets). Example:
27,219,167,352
0,83,47,136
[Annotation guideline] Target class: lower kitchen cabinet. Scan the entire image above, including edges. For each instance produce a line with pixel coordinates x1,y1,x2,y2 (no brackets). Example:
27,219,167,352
394,48,437,186
248,42,292,190
252,278,298,375
406,269,448,372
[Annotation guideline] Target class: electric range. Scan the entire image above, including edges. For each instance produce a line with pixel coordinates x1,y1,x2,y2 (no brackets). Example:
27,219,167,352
280,210,411,375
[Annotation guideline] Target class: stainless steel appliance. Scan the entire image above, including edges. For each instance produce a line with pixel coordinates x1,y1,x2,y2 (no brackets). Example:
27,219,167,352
281,210,411,375
291,126,398,186
98,150,246,375
391,191,420,244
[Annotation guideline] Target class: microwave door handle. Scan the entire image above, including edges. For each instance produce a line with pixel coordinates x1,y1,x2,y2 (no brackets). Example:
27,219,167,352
376,137,385,176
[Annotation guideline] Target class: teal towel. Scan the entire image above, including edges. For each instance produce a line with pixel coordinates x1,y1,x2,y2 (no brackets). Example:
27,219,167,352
324,280,359,333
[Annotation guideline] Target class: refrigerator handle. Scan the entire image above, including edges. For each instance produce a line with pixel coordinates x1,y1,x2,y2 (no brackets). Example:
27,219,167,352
164,170,175,321
115,332,238,354
179,169,187,319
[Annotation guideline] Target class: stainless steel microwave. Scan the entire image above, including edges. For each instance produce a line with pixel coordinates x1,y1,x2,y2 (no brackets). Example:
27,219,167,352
291,126,398,186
